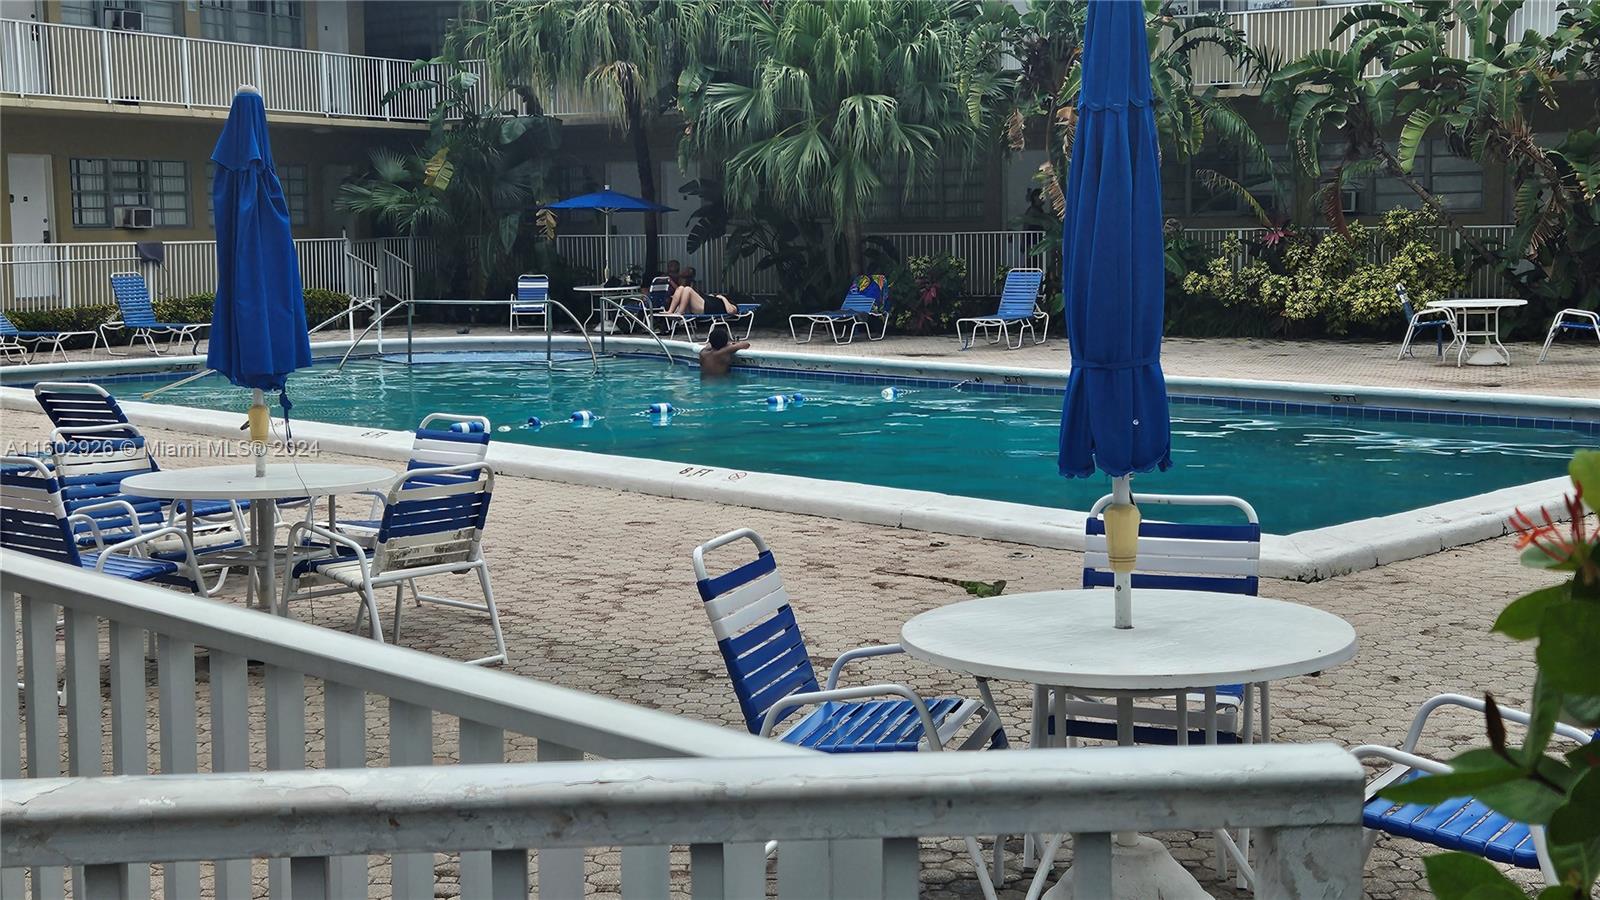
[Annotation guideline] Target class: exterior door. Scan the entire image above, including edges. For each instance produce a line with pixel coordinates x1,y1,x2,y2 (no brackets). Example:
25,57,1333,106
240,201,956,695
7,153,58,301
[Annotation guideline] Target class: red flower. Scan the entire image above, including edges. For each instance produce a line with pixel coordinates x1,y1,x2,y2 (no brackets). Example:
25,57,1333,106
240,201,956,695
1510,485,1595,579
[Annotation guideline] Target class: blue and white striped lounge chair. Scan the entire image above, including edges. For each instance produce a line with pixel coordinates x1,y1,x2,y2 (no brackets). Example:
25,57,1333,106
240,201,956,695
694,528,1004,898
621,276,673,334
1354,693,1595,886
657,289,762,341
956,267,1047,350
1538,307,1599,363
1396,282,1457,360
0,311,95,364
788,274,891,344
325,413,492,548
509,273,549,332
1056,492,1264,747
284,462,507,666
1,455,205,594
99,272,209,356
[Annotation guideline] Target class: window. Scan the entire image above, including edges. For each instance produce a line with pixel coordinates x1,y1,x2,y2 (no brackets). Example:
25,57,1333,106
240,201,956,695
280,163,309,226
866,157,987,223
205,161,308,225
1338,139,1483,214
199,1,302,48
57,0,182,34
1167,142,1291,217
71,158,188,228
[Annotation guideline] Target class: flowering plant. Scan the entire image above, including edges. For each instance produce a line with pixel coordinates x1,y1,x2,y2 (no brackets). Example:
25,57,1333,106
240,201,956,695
1382,450,1600,899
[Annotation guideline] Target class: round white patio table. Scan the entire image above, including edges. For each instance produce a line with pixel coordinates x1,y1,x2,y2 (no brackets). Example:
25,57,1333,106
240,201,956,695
122,463,395,617
573,284,644,338
900,588,1358,900
1427,298,1528,367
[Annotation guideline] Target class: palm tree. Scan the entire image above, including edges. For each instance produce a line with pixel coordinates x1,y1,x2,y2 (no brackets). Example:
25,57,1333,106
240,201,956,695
1009,0,1282,228
453,1,713,276
678,0,1013,276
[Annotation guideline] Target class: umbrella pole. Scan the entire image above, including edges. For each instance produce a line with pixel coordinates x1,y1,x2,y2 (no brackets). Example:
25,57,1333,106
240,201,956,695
249,388,270,477
1107,475,1138,629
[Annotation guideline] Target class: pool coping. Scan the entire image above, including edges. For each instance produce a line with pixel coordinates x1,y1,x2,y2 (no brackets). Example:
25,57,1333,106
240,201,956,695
1,335,1585,581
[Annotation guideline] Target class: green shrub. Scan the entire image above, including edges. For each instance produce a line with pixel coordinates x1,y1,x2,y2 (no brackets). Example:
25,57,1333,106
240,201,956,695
1182,209,1464,337
894,254,969,335
3,288,354,349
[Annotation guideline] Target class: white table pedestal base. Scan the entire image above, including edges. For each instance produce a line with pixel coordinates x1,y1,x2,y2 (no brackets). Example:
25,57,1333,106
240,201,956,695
1042,836,1210,900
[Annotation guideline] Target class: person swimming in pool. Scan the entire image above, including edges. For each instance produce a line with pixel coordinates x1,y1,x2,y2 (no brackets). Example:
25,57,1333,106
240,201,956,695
665,266,737,316
698,328,749,377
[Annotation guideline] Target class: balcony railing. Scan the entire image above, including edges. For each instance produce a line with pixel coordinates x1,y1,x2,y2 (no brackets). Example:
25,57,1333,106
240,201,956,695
0,18,600,121
1174,1,1566,88
1,550,1365,897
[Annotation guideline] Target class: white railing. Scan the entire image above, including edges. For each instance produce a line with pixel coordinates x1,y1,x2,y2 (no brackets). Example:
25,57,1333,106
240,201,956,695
1182,224,1516,297
0,237,432,311
554,231,1049,297
1176,1,1566,88
1,551,1366,898
0,18,601,121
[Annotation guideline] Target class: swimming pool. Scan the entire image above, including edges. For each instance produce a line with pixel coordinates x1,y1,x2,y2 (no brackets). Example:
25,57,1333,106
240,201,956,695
136,353,1589,532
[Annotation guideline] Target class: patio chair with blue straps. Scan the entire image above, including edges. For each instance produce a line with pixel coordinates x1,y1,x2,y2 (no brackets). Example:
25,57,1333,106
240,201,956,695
1055,492,1265,747
956,268,1048,350
1354,693,1595,887
694,528,1005,898
320,413,492,549
1538,307,1599,363
788,275,892,344
33,381,134,435
1,455,206,594
0,311,96,364
620,275,673,334
509,273,549,332
283,462,507,666
98,272,209,356
1396,282,1457,360
48,426,246,593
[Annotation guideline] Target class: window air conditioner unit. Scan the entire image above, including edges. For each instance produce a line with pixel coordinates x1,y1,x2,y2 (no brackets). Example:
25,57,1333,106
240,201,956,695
103,8,144,31
117,207,155,229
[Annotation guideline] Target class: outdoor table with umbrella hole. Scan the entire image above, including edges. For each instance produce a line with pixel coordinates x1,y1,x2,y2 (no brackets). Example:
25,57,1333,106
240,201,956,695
899,589,1358,899
545,186,674,332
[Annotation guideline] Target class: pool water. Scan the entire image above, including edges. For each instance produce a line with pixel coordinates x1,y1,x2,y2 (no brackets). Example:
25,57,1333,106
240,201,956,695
140,355,1588,532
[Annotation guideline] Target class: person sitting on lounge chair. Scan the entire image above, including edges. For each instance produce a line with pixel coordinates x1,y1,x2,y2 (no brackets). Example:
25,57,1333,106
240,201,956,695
699,328,749,377
666,266,736,316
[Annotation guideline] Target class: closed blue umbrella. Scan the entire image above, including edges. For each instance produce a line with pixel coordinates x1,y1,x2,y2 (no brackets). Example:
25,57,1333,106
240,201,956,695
207,85,312,476
1057,1,1171,628
547,186,674,282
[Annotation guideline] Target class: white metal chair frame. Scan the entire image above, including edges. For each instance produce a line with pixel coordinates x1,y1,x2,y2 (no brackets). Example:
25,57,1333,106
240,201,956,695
1065,491,1266,888
693,528,1004,900
283,463,508,667
1352,693,1593,886
1538,307,1600,363
1,455,208,596
1396,282,1458,360
47,424,245,593
509,274,550,332
326,413,493,549
957,267,1050,350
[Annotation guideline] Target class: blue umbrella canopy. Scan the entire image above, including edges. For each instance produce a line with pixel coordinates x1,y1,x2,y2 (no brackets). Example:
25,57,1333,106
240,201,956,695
206,86,311,393
546,188,674,213
1057,0,1171,479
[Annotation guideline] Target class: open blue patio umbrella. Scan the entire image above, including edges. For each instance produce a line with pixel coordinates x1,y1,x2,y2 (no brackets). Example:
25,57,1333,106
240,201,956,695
207,85,312,476
1057,0,1172,629
546,186,673,281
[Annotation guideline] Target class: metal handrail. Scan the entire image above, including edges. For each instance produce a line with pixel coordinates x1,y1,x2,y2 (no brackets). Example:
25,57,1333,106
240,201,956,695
330,300,411,373
601,296,675,366
540,299,600,374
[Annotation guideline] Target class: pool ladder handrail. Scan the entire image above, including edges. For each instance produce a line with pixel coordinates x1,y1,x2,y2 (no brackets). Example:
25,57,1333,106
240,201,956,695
326,298,601,375
598,295,676,366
